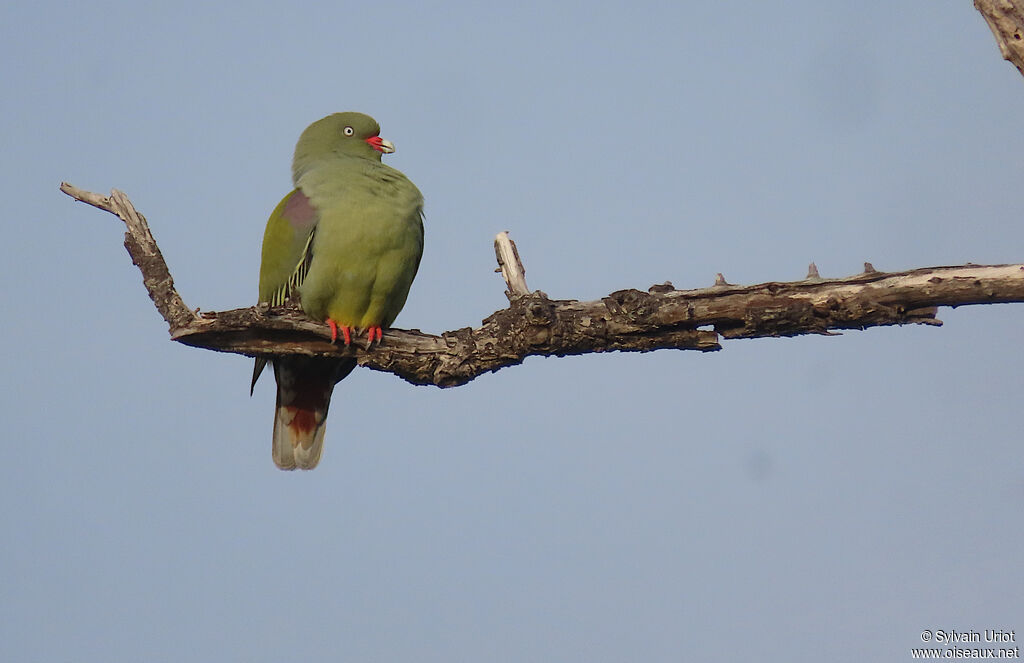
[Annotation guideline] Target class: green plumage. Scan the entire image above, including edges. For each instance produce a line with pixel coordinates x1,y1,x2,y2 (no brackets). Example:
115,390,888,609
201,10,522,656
295,156,423,327
258,190,316,307
254,112,424,470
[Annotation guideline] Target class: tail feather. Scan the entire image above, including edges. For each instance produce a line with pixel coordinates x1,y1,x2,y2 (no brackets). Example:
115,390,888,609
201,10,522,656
251,357,268,396
270,356,356,470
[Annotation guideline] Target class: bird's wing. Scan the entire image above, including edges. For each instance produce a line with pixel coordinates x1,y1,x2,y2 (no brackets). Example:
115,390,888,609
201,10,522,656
258,187,320,304
252,188,320,393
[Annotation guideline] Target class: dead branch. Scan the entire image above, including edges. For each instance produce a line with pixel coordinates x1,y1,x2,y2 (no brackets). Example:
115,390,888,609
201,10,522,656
60,183,196,331
61,183,1024,388
976,0,1024,78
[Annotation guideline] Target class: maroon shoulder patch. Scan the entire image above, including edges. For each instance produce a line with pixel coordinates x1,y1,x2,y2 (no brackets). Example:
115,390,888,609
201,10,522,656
282,189,318,231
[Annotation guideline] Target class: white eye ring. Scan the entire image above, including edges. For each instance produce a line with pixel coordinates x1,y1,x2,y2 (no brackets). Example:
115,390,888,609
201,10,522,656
343,126,355,136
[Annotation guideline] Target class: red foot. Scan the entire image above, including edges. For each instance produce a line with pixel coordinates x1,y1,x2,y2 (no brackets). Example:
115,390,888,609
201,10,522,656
327,319,352,345
367,326,383,344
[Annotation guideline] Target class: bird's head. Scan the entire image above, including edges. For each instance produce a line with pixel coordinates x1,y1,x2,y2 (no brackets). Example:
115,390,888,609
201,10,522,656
293,112,395,173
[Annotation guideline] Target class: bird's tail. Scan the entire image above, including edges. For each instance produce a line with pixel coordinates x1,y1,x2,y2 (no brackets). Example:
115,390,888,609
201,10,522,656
270,356,356,470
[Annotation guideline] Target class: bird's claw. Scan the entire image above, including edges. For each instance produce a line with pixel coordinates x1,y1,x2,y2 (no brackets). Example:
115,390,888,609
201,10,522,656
327,319,381,346
327,319,353,345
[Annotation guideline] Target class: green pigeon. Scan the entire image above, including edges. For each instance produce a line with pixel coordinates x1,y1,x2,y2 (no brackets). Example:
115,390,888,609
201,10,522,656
252,112,424,470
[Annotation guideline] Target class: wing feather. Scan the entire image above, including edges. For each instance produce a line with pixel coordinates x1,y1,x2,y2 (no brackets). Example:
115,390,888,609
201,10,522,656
252,188,320,393
268,227,315,306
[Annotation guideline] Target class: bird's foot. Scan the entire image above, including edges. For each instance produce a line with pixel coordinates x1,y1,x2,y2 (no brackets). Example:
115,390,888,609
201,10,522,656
327,319,353,345
366,326,383,345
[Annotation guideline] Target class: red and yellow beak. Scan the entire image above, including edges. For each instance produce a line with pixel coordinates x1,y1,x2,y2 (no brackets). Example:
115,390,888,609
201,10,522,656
366,136,395,154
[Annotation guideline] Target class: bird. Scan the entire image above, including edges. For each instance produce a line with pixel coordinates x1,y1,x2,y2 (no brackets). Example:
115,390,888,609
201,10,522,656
251,112,424,470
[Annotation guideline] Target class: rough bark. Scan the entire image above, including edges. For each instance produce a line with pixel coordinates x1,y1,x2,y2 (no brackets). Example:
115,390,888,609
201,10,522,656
976,0,1024,78
61,183,1024,388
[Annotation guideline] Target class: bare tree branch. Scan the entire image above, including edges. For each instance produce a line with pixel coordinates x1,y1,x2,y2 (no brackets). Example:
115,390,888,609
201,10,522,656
61,183,1024,388
976,0,1024,78
60,182,197,331
494,231,530,299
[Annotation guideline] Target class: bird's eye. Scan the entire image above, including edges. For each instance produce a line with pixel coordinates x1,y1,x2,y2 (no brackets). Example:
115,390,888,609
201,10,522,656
343,126,355,136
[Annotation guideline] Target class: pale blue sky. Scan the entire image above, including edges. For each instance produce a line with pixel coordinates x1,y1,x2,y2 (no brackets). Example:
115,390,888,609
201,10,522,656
3,2,1022,661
